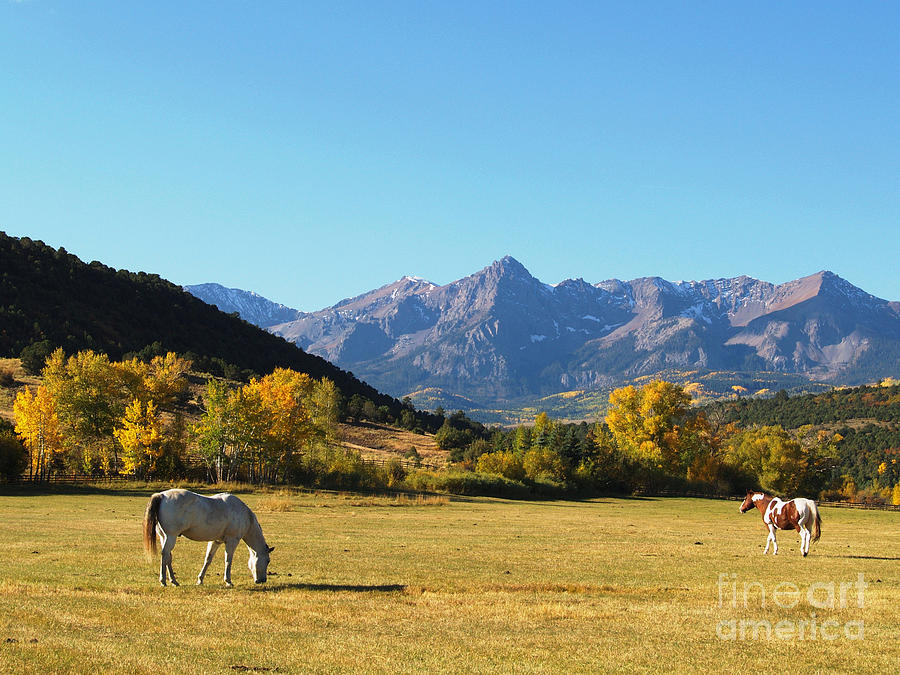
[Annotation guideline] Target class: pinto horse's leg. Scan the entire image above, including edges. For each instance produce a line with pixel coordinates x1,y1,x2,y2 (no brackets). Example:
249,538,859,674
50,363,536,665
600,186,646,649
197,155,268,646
799,525,810,556
223,537,239,587
197,541,221,585
763,524,778,555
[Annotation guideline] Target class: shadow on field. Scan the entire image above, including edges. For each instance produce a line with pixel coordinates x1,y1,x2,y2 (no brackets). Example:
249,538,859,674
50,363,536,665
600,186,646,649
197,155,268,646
0,484,154,499
252,582,407,594
843,555,900,561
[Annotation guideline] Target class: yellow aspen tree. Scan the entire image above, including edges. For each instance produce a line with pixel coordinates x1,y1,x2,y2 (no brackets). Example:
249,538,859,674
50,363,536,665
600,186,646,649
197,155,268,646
254,368,315,480
114,357,150,404
605,380,694,473
42,349,122,472
13,386,64,481
144,352,192,408
531,412,555,450
309,377,340,444
114,398,162,476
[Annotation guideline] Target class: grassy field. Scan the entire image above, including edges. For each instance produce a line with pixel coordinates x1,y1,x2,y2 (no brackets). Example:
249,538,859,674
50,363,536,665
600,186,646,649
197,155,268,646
0,485,897,673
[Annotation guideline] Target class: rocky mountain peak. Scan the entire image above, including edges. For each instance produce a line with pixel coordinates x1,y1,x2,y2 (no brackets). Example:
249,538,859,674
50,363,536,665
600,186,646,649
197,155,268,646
184,282,304,328
479,256,541,286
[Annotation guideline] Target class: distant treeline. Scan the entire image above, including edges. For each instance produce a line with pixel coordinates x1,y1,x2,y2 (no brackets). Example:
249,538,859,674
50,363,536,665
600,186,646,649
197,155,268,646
707,383,900,493
711,383,900,427
3,351,899,503
1,348,448,485
420,381,900,503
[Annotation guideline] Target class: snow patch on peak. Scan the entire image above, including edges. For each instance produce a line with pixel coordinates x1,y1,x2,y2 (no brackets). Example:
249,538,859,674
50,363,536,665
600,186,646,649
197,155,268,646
680,303,713,324
401,275,434,285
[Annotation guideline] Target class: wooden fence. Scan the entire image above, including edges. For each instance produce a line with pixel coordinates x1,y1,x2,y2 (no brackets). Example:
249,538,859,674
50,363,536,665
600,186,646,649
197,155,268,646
358,457,443,472
2,458,441,486
4,473,131,485
640,489,900,512
3,474,899,511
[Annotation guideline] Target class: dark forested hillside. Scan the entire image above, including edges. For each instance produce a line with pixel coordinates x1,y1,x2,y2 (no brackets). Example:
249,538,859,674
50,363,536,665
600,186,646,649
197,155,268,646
711,383,900,489
713,383,900,428
0,232,404,415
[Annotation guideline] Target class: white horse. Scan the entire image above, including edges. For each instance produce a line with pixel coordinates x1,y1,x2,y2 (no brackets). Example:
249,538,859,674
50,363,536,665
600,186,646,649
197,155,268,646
143,489,274,587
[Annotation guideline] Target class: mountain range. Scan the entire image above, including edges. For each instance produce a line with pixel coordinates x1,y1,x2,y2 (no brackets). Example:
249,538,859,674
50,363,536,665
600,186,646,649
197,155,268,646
186,258,900,407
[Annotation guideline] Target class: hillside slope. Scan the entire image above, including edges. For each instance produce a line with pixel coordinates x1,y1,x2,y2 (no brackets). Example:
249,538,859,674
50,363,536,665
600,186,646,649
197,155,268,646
0,232,402,413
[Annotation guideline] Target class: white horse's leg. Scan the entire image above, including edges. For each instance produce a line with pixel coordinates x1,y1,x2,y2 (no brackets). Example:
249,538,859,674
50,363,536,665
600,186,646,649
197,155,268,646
159,533,178,587
197,541,221,585
223,538,239,587
157,529,166,585
800,526,810,556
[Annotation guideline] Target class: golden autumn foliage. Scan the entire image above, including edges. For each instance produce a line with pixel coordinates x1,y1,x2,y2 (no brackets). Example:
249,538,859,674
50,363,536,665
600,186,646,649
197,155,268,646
194,368,340,482
37,348,193,474
522,446,568,481
113,399,162,475
14,347,343,481
605,380,696,472
13,385,64,480
476,450,525,481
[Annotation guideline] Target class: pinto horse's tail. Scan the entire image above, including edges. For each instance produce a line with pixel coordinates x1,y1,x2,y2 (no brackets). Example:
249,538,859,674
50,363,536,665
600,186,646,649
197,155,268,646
143,493,162,557
810,500,822,543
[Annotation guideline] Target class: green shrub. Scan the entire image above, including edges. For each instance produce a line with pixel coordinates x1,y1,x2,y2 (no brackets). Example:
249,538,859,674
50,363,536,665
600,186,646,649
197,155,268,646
287,445,387,491
406,470,533,499
523,447,569,481
0,367,16,388
0,422,27,481
19,340,54,376
475,451,525,481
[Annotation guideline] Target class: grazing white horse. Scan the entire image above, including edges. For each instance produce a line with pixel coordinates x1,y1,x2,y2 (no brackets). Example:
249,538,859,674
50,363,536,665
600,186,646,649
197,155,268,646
739,490,822,556
143,489,274,587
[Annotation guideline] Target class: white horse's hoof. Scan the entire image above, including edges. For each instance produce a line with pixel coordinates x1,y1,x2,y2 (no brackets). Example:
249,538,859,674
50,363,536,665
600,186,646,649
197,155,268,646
225,581,233,588
196,579,204,585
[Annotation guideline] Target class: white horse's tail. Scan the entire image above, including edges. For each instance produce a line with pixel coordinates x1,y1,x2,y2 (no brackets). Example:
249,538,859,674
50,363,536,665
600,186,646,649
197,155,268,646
143,493,162,557
809,500,822,543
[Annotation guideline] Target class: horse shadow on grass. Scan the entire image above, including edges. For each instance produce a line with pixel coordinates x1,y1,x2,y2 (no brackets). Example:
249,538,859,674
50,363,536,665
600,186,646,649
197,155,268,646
249,581,407,594
841,554,900,561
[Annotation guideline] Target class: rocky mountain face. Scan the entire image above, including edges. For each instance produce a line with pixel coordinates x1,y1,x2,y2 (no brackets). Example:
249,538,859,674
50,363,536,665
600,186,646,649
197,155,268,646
184,283,304,328
187,258,900,403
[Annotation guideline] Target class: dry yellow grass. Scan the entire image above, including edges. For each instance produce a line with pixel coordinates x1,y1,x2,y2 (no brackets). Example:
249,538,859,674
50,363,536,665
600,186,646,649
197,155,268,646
338,421,444,463
0,358,41,424
0,486,897,673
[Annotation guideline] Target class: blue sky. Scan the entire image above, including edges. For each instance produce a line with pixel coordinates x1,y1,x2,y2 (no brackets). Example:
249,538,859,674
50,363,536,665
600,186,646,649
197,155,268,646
2,2,899,311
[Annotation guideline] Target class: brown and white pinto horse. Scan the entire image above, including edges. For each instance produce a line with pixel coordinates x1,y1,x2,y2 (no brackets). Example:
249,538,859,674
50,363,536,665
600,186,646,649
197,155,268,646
739,491,821,556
